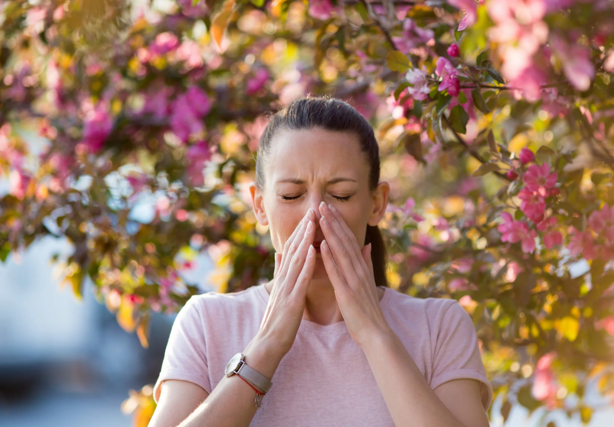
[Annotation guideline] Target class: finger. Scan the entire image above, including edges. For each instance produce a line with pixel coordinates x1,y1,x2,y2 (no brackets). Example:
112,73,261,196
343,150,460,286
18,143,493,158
284,218,316,293
320,239,348,291
291,244,316,300
279,209,314,272
319,214,362,285
322,203,367,276
362,243,374,279
279,214,310,281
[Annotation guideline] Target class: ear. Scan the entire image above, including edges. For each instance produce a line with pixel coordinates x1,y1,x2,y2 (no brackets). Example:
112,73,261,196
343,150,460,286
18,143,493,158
249,181,269,226
367,181,390,227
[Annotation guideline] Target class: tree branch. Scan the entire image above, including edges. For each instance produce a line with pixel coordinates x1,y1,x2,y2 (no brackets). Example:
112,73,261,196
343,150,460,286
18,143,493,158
441,114,511,181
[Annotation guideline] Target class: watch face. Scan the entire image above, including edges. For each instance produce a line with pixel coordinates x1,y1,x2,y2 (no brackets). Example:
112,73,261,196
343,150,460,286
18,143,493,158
225,353,243,375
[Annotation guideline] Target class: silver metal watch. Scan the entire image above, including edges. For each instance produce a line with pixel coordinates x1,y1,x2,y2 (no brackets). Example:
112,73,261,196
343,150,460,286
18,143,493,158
225,352,273,401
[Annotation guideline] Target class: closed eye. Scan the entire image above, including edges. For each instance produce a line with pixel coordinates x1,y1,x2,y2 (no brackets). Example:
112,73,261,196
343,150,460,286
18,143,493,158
281,195,352,202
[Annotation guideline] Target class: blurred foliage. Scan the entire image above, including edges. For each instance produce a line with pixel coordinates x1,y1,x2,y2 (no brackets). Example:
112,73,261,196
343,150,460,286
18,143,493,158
1,0,614,425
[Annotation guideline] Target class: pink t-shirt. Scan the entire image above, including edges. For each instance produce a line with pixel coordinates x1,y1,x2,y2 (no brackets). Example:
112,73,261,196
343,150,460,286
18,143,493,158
153,283,493,425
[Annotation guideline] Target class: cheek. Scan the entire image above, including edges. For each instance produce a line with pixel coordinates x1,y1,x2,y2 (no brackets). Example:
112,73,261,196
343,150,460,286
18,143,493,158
268,207,302,251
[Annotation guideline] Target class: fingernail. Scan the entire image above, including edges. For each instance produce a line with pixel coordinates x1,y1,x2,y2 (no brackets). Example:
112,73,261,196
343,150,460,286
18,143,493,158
328,204,335,212
319,201,326,210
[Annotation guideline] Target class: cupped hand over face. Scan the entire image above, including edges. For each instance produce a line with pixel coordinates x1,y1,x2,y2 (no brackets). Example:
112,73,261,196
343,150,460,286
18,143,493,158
317,201,391,347
258,208,317,357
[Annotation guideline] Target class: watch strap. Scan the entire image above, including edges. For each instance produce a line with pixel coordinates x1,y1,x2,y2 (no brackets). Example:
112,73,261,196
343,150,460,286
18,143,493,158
237,360,273,394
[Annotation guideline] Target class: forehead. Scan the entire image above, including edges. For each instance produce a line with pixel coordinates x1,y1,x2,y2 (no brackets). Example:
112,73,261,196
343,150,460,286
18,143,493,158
266,127,369,184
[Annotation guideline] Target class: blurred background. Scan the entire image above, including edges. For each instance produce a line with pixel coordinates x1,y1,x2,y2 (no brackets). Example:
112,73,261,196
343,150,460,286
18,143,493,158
1,238,613,426
0,234,215,427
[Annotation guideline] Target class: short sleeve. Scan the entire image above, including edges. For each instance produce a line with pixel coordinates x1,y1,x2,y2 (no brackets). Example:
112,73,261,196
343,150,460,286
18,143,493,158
430,301,493,410
153,296,212,403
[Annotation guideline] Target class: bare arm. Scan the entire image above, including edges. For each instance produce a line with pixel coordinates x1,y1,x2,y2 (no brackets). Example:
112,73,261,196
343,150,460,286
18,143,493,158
149,336,283,427
362,330,489,427
148,209,319,427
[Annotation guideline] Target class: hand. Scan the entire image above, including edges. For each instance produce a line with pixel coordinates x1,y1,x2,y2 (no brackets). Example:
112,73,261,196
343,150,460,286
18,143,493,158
317,201,391,347
256,208,317,358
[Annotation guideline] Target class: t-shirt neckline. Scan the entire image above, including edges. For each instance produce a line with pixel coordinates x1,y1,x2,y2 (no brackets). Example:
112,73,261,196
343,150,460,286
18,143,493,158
255,281,392,334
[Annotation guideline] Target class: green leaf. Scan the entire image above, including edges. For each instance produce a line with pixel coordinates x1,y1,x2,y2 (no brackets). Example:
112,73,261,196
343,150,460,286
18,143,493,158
486,68,505,85
401,133,424,163
501,400,512,422
395,82,411,101
514,209,524,220
476,50,489,67
517,385,541,413
591,173,607,185
387,51,411,73
250,0,265,6
536,145,555,156
472,162,501,177
487,130,498,154
471,88,491,113
449,105,469,134
458,91,467,104
580,406,593,424
436,94,452,116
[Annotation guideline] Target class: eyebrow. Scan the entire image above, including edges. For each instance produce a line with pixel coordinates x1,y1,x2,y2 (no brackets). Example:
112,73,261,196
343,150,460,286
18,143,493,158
276,177,357,185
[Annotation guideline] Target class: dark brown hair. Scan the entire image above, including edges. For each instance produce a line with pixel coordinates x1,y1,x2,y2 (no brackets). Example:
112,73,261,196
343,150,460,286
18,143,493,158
255,95,389,288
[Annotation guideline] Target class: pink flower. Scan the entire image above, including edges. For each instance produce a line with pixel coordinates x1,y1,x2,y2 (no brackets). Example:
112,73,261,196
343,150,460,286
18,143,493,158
405,68,430,101
532,352,558,409
519,147,535,164
176,0,209,18
9,168,31,200
148,32,179,57
537,217,563,249
185,86,212,117
170,87,211,143
387,197,424,222
448,0,478,30
175,40,204,69
449,278,470,291
436,57,460,97
140,84,173,120
523,163,557,196
596,316,614,335
497,212,537,253
507,170,519,180
391,19,434,53
551,35,594,91
588,204,614,245
447,43,460,57
386,89,413,120
308,0,335,20
246,69,270,96
82,106,112,153
567,226,595,260
186,140,212,186
170,102,201,143
505,261,523,282
518,188,545,223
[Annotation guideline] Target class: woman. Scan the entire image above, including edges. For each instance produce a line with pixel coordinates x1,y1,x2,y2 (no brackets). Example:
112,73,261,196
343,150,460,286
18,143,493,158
149,96,493,427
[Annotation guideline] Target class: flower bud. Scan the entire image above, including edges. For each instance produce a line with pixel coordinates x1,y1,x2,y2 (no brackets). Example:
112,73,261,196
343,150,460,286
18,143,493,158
447,43,460,58
507,170,519,180
519,148,535,164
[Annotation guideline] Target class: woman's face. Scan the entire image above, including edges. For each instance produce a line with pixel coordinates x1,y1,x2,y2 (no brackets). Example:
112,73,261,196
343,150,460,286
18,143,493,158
250,127,389,281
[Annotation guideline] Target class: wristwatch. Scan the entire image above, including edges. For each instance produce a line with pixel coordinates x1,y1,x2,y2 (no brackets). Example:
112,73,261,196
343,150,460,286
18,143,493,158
225,352,273,407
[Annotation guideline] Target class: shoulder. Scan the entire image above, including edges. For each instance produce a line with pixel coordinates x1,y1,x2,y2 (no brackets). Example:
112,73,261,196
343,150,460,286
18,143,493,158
183,284,266,318
383,287,458,318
